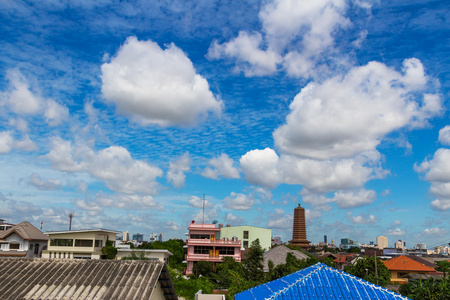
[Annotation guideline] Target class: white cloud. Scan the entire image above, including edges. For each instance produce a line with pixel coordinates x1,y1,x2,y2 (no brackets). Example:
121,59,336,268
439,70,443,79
0,131,14,154
332,189,377,208
240,148,280,188
387,228,405,236
274,59,442,160
391,220,402,227
267,212,292,229
95,193,163,210
0,131,37,154
9,118,28,132
224,213,245,226
45,137,163,195
188,196,213,208
101,36,222,127
44,99,70,127
438,125,450,146
28,173,62,190
349,214,379,224
165,220,181,231
223,192,255,210
202,153,240,180
422,227,447,236
167,153,191,188
76,199,102,212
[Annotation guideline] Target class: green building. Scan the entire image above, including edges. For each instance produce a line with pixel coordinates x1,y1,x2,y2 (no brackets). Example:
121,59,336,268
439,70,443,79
218,225,272,251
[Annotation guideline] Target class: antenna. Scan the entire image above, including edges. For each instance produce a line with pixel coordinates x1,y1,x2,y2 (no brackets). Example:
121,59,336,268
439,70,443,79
69,213,73,231
202,194,205,224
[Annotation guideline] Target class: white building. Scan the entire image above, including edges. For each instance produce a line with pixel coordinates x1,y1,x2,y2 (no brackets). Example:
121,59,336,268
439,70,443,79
415,243,427,251
116,249,172,264
376,236,388,249
123,230,130,242
394,240,406,251
0,221,48,258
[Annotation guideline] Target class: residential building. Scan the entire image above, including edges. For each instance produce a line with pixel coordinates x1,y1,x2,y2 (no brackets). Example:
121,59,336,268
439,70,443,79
0,219,14,231
0,222,48,258
383,255,436,284
376,236,388,249
133,233,144,242
0,258,177,300
42,228,120,259
184,221,241,275
395,240,406,251
263,245,309,272
219,225,271,251
123,230,130,242
116,249,172,264
235,263,408,300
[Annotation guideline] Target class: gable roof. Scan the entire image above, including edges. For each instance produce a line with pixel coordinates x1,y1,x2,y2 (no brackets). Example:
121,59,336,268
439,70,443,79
0,258,177,300
263,245,309,272
235,263,410,300
383,255,436,272
0,221,48,241
406,256,437,269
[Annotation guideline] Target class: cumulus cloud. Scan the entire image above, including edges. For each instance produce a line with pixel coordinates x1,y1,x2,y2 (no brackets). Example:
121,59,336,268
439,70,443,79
391,220,402,227
188,195,213,208
349,213,379,224
101,36,222,127
202,153,240,180
0,131,37,154
95,193,163,210
224,213,245,226
45,137,163,195
165,220,181,231
438,126,450,146
274,59,442,160
302,189,376,209
387,228,405,236
240,148,280,188
415,148,450,211
28,173,62,190
422,227,447,236
1,69,69,126
167,153,191,188
223,192,255,210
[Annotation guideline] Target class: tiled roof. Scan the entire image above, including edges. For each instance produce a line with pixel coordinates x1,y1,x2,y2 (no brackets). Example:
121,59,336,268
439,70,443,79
0,258,178,300
383,255,436,272
0,221,48,241
235,263,410,300
263,245,309,272
0,250,27,257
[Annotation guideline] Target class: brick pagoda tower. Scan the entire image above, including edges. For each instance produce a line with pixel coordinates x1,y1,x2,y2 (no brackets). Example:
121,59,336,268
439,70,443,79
290,203,311,249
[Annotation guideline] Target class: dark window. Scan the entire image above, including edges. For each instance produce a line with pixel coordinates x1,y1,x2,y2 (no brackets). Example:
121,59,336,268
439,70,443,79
50,239,73,247
75,239,93,247
193,246,213,254
190,234,211,239
34,244,39,254
95,240,103,247
10,243,20,250
243,241,249,248
243,231,249,239
216,247,235,255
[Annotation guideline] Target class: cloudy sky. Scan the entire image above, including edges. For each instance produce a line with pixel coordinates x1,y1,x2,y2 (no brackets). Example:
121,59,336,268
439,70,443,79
0,0,449,248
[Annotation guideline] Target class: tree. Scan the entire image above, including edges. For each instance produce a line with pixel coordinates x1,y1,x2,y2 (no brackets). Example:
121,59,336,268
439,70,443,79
170,266,214,300
242,239,265,282
214,257,243,288
344,256,390,287
192,260,214,278
400,277,450,300
437,260,450,278
102,240,117,259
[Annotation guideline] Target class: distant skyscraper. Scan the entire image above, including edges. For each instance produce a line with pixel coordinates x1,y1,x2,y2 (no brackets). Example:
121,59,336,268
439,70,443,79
133,233,144,242
290,203,310,248
376,236,388,249
158,233,163,242
150,232,158,243
123,230,129,242
324,235,327,244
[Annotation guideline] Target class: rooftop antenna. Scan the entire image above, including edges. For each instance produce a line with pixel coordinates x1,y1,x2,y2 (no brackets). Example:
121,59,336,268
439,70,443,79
69,213,73,231
202,194,205,224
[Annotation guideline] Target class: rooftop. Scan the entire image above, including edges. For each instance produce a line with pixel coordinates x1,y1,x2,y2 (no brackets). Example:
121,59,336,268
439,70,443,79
235,263,410,300
383,255,436,272
44,228,121,235
0,221,48,241
0,258,177,300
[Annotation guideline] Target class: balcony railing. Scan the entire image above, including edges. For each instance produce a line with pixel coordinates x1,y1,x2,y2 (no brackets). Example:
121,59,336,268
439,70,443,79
186,238,240,245
185,253,241,261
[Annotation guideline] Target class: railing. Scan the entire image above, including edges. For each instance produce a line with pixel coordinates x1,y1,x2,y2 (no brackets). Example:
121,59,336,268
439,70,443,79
186,238,241,245
185,253,241,261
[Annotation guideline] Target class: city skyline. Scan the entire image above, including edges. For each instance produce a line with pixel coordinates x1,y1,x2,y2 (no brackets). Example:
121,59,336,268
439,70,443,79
0,0,449,248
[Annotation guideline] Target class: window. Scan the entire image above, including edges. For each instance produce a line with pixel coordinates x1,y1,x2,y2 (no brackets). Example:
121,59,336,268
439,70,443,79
190,234,211,239
50,239,73,247
216,247,235,255
10,243,20,250
243,231,249,239
95,240,103,247
243,241,249,248
75,239,93,247
193,246,213,254
34,244,39,255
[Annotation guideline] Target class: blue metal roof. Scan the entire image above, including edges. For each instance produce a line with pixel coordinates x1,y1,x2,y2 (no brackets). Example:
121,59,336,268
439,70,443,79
235,263,411,300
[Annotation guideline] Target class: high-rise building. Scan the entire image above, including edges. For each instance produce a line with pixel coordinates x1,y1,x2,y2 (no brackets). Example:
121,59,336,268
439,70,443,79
290,203,310,248
376,236,388,249
123,230,129,242
133,233,144,242
395,240,406,250
149,232,158,243
324,235,327,244
158,233,163,242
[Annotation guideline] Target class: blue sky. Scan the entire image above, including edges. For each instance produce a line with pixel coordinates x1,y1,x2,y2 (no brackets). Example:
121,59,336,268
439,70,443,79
0,0,449,249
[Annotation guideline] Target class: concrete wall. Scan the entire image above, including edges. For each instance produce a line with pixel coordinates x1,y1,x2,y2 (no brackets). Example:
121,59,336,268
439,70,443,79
219,226,271,251
116,249,170,264
150,281,166,300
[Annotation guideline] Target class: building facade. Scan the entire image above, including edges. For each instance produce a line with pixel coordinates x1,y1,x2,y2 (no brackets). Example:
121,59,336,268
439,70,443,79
219,225,271,251
116,249,172,264
376,236,388,249
0,219,14,231
0,222,48,258
394,240,406,251
42,228,120,259
184,222,241,275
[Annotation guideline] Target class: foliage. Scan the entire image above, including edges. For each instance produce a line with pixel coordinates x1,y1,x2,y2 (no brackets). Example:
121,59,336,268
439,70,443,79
193,260,214,278
344,256,390,287
121,251,148,260
169,266,214,300
437,260,450,278
400,277,450,300
214,257,244,289
242,239,265,282
346,247,361,253
226,269,257,300
102,240,117,259
137,239,186,270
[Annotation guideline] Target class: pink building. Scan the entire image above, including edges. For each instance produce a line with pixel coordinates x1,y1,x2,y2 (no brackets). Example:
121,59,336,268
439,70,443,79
184,221,241,275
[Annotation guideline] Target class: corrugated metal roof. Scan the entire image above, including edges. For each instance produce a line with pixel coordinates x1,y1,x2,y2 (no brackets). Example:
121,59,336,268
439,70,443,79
263,245,309,272
0,258,178,300
235,263,410,300
0,222,48,241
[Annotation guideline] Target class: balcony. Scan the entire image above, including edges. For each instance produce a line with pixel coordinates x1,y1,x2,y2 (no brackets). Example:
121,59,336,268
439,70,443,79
184,253,241,262
186,238,241,246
